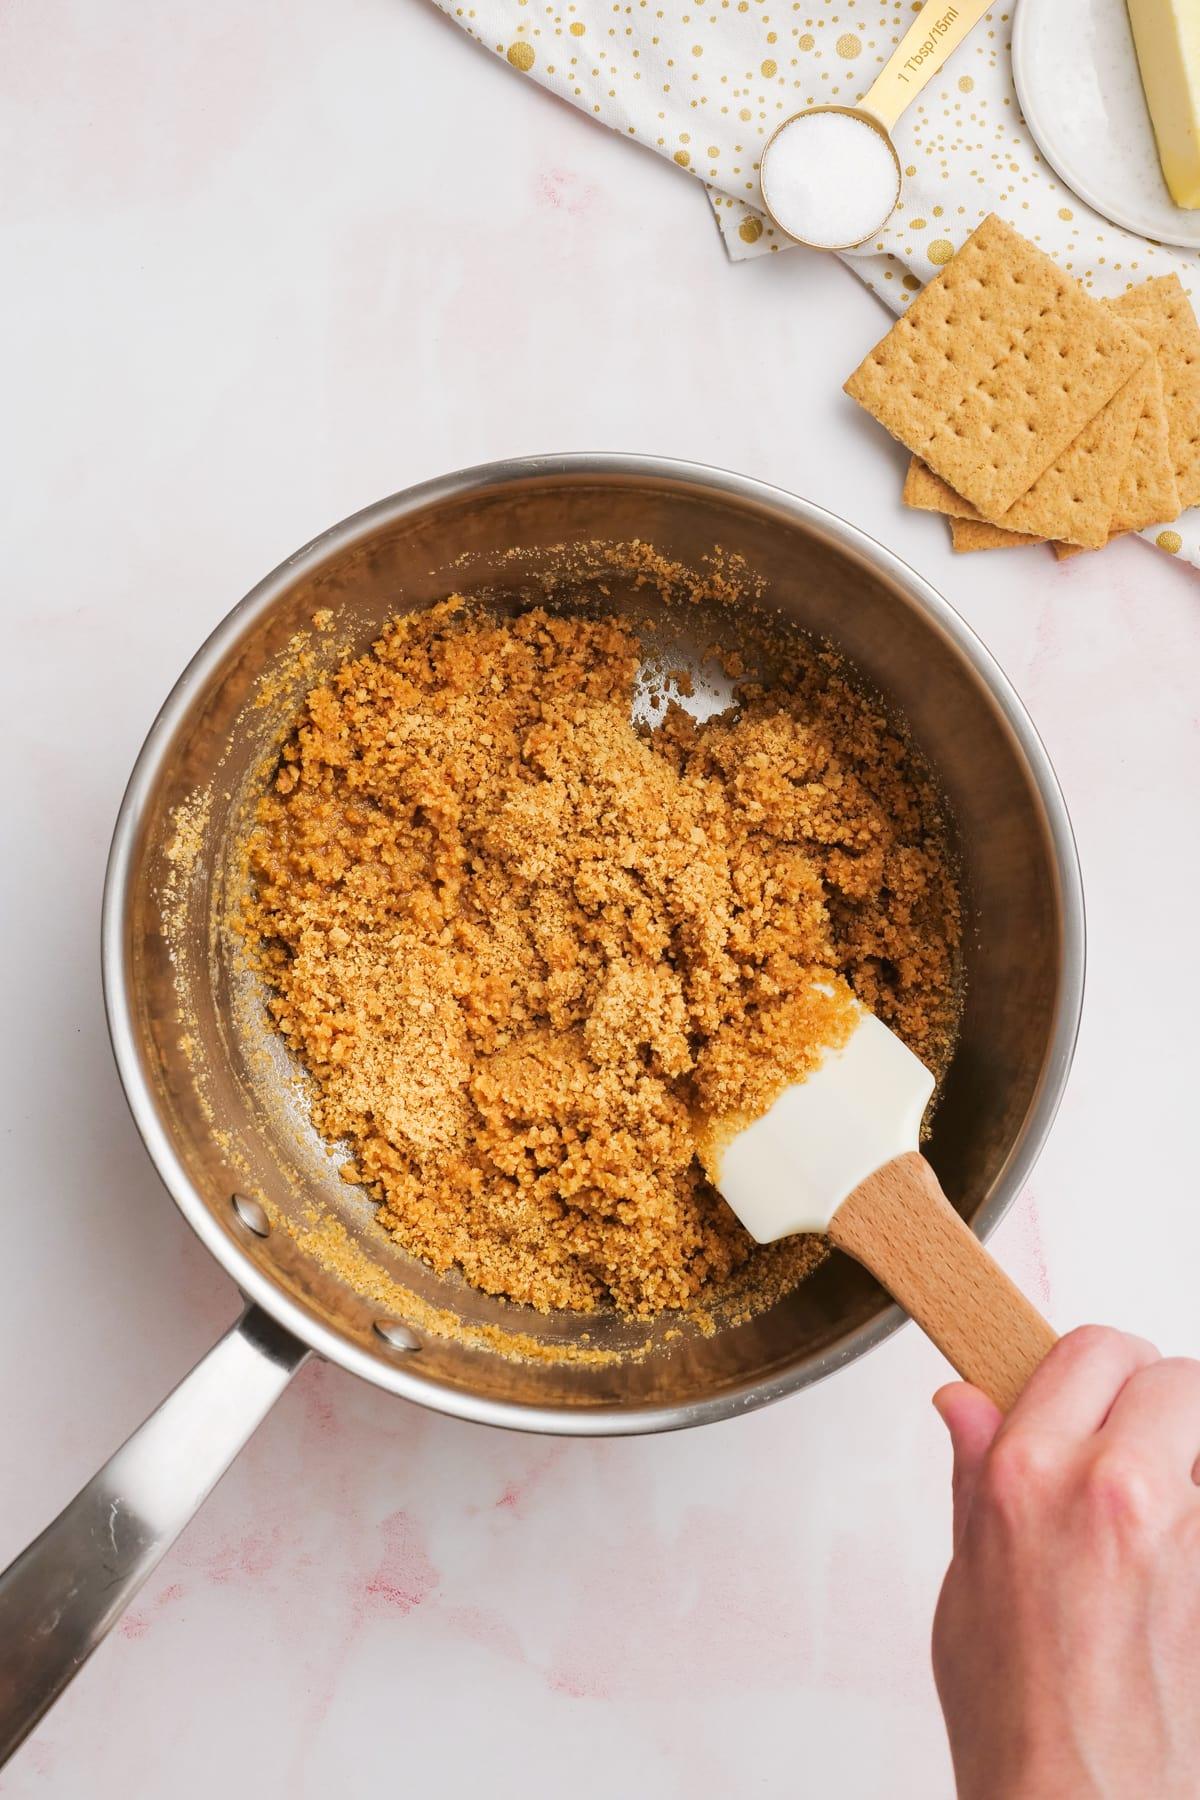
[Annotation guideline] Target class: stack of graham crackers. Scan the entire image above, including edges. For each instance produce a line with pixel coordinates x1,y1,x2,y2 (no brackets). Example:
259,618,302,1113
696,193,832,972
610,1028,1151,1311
844,215,1200,559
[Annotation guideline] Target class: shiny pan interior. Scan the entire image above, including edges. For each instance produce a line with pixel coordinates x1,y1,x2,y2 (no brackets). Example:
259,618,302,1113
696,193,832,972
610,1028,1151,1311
102,454,1085,1435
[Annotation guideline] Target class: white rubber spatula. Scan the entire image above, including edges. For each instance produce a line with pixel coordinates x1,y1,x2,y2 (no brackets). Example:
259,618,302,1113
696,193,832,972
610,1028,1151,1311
709,999,1058,1412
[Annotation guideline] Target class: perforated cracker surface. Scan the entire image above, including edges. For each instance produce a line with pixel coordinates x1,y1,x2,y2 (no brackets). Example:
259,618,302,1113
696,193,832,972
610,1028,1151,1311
1153,274,1200,511
903,363,1144,550
903,289,1170,548
1109,281,1180,536
846,215,1146,519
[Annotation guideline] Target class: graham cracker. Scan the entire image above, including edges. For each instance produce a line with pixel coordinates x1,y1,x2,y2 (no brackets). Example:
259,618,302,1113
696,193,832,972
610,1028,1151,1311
950,517,1046,554
905,372,1143,548
845,215,1146,519
1149,273,1200,510
1053,280,1183,554
997,353,1148,547
903,460,977,522
1085,277,1179,538
903,289,1160,548
1109,356,1178,533
1053,286,1182,550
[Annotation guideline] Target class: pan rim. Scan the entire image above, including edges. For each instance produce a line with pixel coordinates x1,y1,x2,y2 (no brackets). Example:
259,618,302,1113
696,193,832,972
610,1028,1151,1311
101,451,1086,1436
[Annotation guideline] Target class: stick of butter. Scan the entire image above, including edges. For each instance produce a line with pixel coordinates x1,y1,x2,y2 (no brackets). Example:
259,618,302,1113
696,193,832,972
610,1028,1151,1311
1126,0,1200,208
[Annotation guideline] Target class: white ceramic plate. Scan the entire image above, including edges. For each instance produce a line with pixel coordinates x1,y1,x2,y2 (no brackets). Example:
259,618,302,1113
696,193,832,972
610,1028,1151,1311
1013,0,1200,250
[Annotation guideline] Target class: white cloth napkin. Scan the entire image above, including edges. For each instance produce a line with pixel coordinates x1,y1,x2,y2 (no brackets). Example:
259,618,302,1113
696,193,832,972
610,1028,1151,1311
437,0,1200,569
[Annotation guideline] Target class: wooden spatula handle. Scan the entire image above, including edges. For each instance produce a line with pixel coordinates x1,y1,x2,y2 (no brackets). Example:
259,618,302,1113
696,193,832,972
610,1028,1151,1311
828,1151,1057,1412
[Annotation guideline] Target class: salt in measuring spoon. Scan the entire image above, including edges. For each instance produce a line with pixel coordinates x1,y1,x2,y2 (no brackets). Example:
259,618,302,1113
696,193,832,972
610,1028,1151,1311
759,0,995,250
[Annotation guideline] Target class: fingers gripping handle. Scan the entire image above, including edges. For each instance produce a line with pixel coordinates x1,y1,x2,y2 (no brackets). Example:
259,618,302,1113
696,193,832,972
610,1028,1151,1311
0,1304,308,1769
858,0,994,134
829,1153,1058,1412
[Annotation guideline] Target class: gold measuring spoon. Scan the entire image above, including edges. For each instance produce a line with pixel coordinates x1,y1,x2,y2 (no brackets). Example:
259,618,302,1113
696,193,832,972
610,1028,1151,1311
759,0,995,250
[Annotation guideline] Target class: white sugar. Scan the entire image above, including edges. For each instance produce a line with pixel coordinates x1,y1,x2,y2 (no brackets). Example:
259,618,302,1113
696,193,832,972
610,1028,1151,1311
761,111,900,249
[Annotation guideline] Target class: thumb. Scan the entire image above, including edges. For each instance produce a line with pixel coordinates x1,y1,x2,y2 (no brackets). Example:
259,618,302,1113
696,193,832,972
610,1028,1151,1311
934,1382,1003,1546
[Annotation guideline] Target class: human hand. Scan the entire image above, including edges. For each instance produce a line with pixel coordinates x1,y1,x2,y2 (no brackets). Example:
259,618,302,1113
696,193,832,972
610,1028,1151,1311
932,1326,1200,1800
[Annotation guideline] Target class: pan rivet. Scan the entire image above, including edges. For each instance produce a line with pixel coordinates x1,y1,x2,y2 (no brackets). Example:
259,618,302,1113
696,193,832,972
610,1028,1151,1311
231,1193,271,1237
374,1320,421,1352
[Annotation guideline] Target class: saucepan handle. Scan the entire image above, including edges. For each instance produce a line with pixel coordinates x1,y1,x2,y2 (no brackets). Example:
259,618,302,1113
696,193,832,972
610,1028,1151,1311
0,1302,308,1768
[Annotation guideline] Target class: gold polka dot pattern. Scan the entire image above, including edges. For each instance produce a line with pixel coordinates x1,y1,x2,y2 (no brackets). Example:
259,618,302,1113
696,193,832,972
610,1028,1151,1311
442,0,1200,564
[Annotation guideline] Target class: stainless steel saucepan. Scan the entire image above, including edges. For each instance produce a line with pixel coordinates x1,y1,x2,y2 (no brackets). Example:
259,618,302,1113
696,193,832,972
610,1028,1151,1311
0,454,1084,1764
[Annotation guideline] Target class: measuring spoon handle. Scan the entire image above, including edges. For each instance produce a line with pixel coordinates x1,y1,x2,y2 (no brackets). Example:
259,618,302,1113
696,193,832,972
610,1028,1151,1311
858,0,995,135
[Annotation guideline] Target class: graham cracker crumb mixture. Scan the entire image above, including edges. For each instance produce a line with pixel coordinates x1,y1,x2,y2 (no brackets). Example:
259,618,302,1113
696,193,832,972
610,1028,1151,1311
241,597,960,1317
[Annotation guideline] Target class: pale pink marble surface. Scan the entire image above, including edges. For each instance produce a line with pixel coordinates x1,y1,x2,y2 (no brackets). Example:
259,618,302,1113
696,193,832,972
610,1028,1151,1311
1,1,1197,1794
